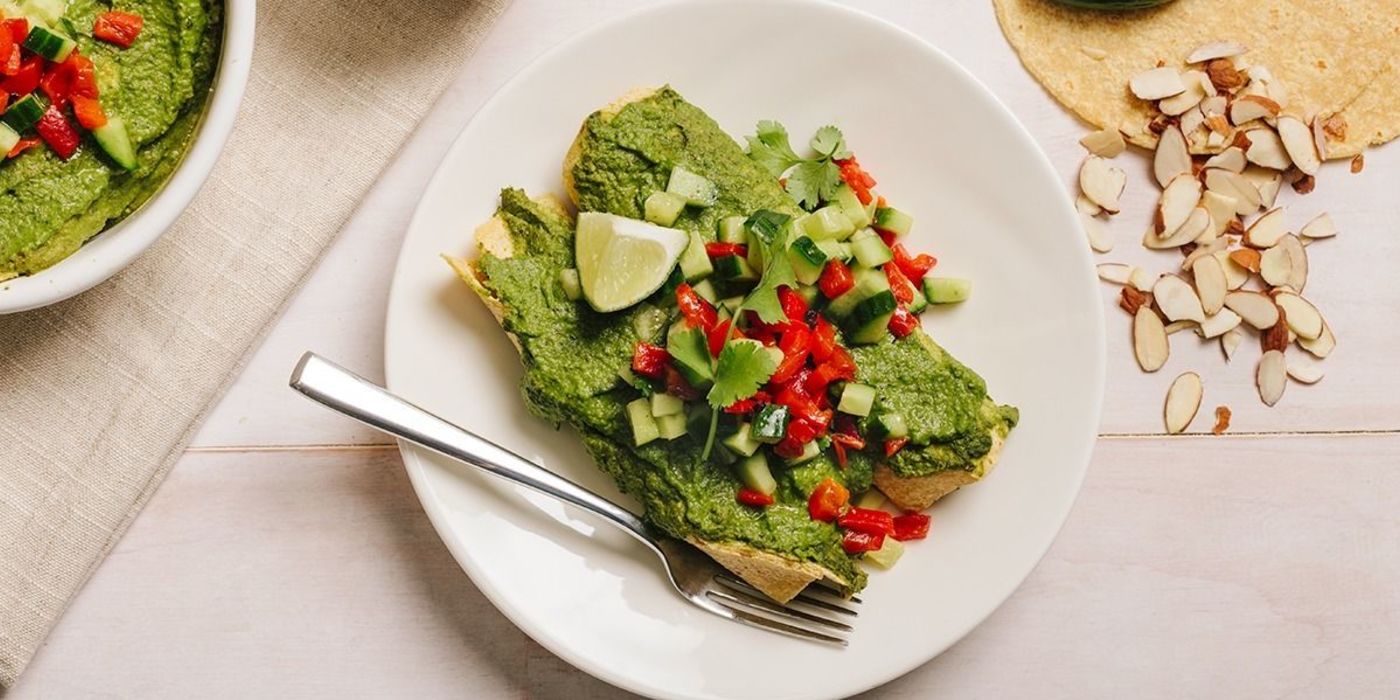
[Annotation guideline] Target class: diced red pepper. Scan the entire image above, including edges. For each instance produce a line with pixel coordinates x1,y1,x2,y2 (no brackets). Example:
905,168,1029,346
834,156,877,205
885,264,916,306
67,53,99,98
34,105,80,159
5,18,27,45
93,11,144,48
830,432,865,470
631,342,670,380
841,529,885,554
704,242,747,258
785,409,831,444
818,259,855,299
71,95,107,130
876,195,887,208
810,316,838,362
807,477,849,522
769,327,810,385
874,228,897,248
675,283,718,331
0,19,12,78
706,319,742,358
664,366,702,401
892,513,931,541
888,306,919,339
39,55,79,107
722,390,768,415
892,243,937,281
6,136,39,159
737,488,775,507
838,507,895,536
776,285,808,322
771,437,803,459
884,437,910,458
0,54,41,96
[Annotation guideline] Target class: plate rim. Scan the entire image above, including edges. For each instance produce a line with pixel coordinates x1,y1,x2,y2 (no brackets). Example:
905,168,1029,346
384,1,1106,697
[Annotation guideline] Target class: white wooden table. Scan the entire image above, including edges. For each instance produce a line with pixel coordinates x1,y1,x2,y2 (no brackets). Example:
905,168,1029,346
12,1,1400,697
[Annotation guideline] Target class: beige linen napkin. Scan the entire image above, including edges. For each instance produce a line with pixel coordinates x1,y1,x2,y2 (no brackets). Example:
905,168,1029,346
0,0,510,685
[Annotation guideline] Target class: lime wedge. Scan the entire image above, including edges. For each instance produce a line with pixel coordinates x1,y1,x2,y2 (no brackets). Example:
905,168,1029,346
576,212,689,312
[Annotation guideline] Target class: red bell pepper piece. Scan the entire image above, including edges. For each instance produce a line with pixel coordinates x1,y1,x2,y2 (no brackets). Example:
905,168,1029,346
663,366,702,401
785,409,831,444
884,437,910,458
888,306,919,339
807,477,849,522
704,242,747,258
892,513,931,541
737,488,774,508
818,259,855,299
884,264,916,306
769,326,810,385
838,507,895,536
706,319,742,358
777,285,808,322
71,95,107,130
67,53,98,98
892,243,937,281
834,156,877,205
4,18,27,45
0,54,41,96
34,105,80,159
841,529,885,554
675,283,717,331
0,20,12,78
630,342,670,380
810,316,838,362
829,432,865,470
874,228,897,248
722,390,768,416
93,11,144,48
6,136,39,158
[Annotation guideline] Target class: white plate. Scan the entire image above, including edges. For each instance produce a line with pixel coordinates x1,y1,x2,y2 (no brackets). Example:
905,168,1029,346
384,2,1104,697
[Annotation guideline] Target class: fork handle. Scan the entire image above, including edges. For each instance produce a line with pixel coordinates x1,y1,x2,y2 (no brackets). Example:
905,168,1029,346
289,352,661,554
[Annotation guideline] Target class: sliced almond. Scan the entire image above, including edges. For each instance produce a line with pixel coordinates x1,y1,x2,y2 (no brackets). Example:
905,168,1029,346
1200,191,1238,240
1276,116,1320,175
1164,320,1196,335
1079,156,1126,213
1244,128,1292,170
1299,212,1337,240
1277,234,1308,291
1257,350,1287,406
1351,154,1365,173
1274,292,1323,340
1216,250,1250,290
1133,306,1170,372
1154,274,1206,323
1160,77,1206,116
1286,358,1324,384
1297,319,1335,358
1179,106,1206,137
1221,327,1244,360
1186,41,1247,64
1241,167,1283,209
1156,174,1203,235
1199,308,1242,338
1311,116,1330,161
1224,290,1280,329
1182,236,1228,270
1131,67,1187,101
1243,207,1287,248
1080,128,1127,158
1228,247,1261,273
1153,126,1193,188
1164,372,1204,434
1191,254,1227,315
1200,95,1228,120
1080,211,1113,253
1203,147,1246,173
1129,266,1155,293
1205,169,1261,214
1229,95,1280,125
1259,244,1292,287
1075,194,1103,216
1096,263,1135,285
1145,207,1210,249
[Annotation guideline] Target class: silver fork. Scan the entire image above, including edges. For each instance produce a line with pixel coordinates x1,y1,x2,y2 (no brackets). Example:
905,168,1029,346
288,352,859,644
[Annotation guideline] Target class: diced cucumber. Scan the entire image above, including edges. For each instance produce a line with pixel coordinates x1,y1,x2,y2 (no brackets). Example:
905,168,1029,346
874,207,914,237
924,277,972,305
719,296,745,314
874,411,909,439
864,197,878,226
824,287,863,322
853,266,891,298
837,383,877,417
718,216,748,244
657,413,689,440
2,95,46,133
650,392,684,417
763,345,784,369
863,537,904,569
677,231,713,282
722,423,762,457
92,117,137,171
617,366,651,395
855,490,887,510
783,440,821,466
691,278,718,304
906,285,928,314
644,191,687,226
795,284,820,308
667,165,718,206
627,398,661,446
558,268,582,301
745,229,765,273
0,124,18,154
631,303,668,341
832,183,872,228
666,325,713,389
711,254,758,282
844,290,897,345
787,236,829,285
745,209,791,244
814,238,851,263
736,453,777,496
22,24,75,62
749,404,789,444
850,229,893,268
799,206,856,241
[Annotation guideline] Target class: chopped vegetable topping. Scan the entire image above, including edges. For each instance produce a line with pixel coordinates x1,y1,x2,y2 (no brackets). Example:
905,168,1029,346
807,477,849,522
892,513,931,541
744,121,850,211
736,487,775,508
93,11,144,49
841,530,885,554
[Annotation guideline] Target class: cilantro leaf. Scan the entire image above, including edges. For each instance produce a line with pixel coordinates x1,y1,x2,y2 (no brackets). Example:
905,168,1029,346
708,340,779,408
783,160,842,211
745,120,801,178
810,125,849,160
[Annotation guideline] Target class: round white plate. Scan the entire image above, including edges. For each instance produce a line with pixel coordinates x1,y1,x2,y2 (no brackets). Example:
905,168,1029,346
384,2,1104,697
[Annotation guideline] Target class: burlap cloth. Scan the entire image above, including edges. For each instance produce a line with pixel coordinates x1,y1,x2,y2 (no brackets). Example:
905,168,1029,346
0,0,511,685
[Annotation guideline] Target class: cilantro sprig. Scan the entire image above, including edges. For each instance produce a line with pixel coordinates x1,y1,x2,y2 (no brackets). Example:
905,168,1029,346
745,121,850,211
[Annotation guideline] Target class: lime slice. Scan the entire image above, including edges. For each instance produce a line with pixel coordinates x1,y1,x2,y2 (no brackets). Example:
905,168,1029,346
576,212,689,312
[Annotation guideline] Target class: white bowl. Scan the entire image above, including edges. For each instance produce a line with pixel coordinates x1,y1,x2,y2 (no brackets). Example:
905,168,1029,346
0,0,255,314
